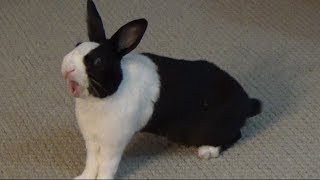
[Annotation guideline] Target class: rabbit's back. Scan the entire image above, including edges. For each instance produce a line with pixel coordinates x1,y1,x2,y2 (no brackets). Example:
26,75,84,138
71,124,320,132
141,53,253,148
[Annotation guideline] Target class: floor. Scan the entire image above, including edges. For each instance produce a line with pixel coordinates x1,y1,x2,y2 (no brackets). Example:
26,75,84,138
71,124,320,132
0,0,319,178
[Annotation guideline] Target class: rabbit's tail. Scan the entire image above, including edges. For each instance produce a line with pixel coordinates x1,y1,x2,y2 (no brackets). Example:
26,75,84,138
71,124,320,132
247,98,262,118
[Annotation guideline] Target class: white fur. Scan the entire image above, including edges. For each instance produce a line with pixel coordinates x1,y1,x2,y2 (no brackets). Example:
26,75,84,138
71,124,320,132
62,42,99,98
62,43,160,179
198,146,220,159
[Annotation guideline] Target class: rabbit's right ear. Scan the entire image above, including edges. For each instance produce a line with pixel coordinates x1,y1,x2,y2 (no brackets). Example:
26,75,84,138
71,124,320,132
87,0,106,43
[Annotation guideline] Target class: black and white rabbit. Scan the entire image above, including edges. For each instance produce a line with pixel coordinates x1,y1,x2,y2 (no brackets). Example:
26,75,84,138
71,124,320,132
61,0,262,179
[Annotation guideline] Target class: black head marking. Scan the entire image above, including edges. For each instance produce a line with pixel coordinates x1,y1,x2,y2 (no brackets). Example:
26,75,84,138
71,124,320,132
84,42,122,98
83,0,148,98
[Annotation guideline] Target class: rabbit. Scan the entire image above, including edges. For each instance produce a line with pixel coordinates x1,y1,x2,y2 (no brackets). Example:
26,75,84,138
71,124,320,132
61,0,262,179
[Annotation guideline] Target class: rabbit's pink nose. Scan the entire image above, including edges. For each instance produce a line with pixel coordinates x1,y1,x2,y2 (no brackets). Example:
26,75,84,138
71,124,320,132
63,69,75,80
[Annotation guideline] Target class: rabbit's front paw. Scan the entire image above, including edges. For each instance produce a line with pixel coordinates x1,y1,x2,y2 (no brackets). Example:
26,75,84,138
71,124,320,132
74,172,96,180
97,173,113,180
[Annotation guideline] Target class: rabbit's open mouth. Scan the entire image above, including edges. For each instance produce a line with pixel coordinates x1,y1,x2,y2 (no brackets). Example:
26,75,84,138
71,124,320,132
67,80,80,97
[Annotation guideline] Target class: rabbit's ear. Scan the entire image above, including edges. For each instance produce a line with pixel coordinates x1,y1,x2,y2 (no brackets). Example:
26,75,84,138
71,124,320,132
87,0,106,43
110,19,148,56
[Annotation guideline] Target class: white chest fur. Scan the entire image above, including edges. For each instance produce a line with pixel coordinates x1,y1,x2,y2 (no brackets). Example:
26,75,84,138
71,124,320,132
75,52,160,145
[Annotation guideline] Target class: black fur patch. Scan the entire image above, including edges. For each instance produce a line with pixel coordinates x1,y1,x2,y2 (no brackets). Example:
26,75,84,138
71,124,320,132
141,53,261,149
83,42,123,98
75,42,82,47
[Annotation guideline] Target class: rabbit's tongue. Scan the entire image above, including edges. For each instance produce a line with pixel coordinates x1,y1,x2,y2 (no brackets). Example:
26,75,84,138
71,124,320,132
67,80,80,97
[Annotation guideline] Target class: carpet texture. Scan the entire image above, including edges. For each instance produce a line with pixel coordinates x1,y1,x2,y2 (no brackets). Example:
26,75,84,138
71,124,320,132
1,0,320,179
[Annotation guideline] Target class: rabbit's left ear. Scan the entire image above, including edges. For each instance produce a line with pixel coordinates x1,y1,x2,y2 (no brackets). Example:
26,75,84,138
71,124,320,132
87,0,106,43
110,19,148,56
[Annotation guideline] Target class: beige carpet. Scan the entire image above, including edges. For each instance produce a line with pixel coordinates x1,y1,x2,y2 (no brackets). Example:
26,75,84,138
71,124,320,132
1,0,320,178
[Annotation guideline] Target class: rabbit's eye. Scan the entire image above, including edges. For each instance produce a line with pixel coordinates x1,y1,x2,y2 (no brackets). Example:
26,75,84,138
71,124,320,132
94,58,102,66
